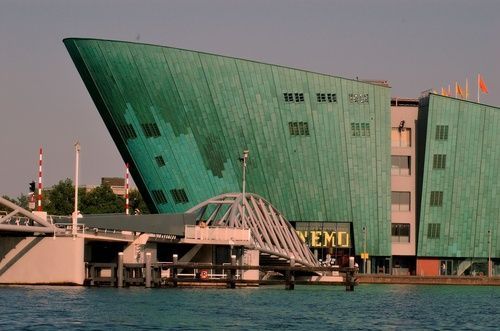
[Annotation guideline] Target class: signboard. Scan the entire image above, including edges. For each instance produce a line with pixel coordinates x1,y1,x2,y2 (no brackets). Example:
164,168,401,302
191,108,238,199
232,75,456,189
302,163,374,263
294,222,351,248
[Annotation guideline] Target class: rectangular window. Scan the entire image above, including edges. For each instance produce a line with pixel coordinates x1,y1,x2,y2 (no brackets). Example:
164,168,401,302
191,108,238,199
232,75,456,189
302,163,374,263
170,189,189,204
349,93,369,103
327,93,337,102
391,223,410,243
391,191,410,211
316,93,337,103
155,155,166,167
151,190,167,204
142,123,161,138
430,191,443,206
391,127,411,147
284,93,294,102
120,124,137,140
433,154,447,169
435,125,449,140
289,122,310,136
427,223,441,239
351,123,370,137
391,156,411,176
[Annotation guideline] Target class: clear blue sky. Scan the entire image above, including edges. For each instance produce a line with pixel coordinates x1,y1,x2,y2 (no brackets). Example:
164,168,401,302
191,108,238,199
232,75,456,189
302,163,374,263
1,0,499,197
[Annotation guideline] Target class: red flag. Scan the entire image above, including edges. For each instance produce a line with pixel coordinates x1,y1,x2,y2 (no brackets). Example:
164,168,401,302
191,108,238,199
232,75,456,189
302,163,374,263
479,75,488,94
456,82,464,98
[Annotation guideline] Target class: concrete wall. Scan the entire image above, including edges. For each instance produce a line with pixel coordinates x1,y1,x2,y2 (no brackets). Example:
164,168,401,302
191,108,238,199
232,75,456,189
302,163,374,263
0,236,85,285
391,104,418,256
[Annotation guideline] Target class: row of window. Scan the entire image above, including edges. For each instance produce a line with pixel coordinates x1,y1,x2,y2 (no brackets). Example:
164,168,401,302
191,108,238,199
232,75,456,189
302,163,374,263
151,188,190,205
283,92,367,103
288,121,310,136
351,123,371,137
316,93,337,103
391,191,444,210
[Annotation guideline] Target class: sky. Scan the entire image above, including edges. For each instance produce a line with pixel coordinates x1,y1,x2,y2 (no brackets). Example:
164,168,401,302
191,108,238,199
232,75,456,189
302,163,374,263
1,0,499,198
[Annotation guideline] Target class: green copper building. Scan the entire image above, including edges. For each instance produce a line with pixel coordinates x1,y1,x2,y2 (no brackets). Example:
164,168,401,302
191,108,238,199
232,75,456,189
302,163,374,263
416,94,499,275
64,38,498,275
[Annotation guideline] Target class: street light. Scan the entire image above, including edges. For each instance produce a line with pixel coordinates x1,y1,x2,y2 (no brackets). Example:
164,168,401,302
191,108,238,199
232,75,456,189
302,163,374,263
72,142,80,237
240,150,249,220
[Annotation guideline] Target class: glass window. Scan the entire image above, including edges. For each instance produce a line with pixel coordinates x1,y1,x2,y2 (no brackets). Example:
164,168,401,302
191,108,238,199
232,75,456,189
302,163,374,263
391,223,410,243
430,191,443,206
391,156,411,175
427,223,441,238
433,154,446,169
391,191,410,211
435,125,449,140
391,127,411,147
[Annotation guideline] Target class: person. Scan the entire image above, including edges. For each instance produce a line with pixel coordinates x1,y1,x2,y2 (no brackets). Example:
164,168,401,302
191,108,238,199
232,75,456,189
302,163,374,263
441,262,446,275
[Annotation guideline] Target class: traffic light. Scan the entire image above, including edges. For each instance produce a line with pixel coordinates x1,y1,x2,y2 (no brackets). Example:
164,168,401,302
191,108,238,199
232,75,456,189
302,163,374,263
29,181,36,192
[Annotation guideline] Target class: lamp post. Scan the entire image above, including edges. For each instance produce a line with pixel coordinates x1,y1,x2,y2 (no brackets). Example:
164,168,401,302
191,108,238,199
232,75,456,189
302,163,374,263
72,142,80,237
240,150,249,219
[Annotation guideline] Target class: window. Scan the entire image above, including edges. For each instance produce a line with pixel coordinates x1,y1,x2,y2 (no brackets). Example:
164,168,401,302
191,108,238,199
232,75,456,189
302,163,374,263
120,124,137,140
430,191,443,206
391,191,410,211
391,156,411,175
284,92,304,103
351,123,370,137
316,93,337,103
433,154,446,169
141,123,161,138
155,155,166,167
427,223,441,239
288,122,310,136
284,93,294,102
151,190,167,204
435,125,449,140
392,223,410,243
349,93,369,103
391,127,411,147
170,189,189,204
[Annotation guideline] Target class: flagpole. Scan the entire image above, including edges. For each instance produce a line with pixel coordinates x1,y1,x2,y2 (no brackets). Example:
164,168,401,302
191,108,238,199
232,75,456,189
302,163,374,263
455,82,457,98
477,74,480,103
466,78,469,100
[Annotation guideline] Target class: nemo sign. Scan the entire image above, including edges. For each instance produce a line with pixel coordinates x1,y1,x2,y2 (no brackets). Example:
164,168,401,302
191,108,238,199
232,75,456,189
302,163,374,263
294,222,351,248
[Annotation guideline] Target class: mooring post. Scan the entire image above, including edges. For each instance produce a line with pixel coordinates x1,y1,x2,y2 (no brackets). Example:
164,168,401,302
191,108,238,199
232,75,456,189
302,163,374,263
145,252,152,288
286,256,295,290
172,254,178,287
229,254,237,289
346,256,355,291
117,252,124,288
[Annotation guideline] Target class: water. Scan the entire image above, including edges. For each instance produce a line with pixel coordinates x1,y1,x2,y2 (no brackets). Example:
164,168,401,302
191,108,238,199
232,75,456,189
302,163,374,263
0,284,498,330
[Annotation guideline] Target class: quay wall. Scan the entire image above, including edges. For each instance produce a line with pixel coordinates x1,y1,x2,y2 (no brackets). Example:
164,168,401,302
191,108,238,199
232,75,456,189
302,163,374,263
0,236,85,285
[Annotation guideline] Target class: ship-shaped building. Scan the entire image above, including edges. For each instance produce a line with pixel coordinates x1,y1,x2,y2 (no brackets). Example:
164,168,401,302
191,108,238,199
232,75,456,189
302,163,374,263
64,38,499,276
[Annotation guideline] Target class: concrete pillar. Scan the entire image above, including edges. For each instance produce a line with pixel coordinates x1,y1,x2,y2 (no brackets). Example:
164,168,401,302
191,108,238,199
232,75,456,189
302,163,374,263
172,254,178,287
117,252,124,288
229,254,237,289
286,256,295,290
145,252,152,288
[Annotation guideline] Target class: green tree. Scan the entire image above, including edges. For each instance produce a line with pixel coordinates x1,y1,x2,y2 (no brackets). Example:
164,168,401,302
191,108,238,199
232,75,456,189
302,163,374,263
80,184,124,214
0,195,15,213
128,189,150,214
44,179,76,215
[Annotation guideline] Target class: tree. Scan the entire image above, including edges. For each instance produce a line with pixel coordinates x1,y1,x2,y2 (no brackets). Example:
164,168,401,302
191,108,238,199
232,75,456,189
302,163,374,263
80,184,124,214
44,179,75,216
128,189,150,214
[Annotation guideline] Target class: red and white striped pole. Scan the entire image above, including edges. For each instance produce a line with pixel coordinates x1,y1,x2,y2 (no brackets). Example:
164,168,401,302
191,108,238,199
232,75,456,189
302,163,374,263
125,163,130,215
37,147,43,212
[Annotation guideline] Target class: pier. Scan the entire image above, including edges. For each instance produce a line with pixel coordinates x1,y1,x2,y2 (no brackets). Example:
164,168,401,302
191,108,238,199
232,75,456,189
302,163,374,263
85,258,359,291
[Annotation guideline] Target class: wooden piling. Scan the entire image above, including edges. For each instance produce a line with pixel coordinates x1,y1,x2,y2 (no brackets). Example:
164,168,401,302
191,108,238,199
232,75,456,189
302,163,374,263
145,252,152,288
117,252,124,288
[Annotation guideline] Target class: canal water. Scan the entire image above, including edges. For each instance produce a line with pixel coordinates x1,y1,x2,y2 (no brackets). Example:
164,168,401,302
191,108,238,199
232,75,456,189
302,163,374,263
0,284,498,330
